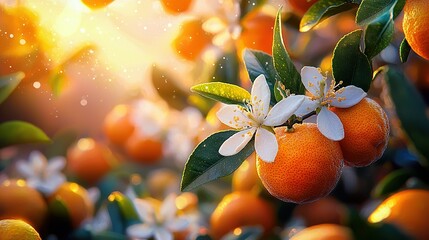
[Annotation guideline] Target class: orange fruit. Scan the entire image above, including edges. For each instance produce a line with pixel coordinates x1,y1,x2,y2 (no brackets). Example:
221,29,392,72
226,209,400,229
172,19,213,61
48,182,94,229
124,132,163,164
290,224,353,240
0,179,48,230
147,168,180,199
288,0,319,16
0,6,50,81
330,98,389,167
81,0,115,9
103,104,135,145
210,191,275,240
160,0,193,14
67,138,118,185
257,124,343,204
368,189,429,240
403,0,429,60
237,8,286,57
293,197,347,227
232,153,261,192
0,219,42,240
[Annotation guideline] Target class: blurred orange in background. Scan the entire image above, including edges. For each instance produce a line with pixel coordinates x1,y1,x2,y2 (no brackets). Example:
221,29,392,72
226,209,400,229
0,180,48,230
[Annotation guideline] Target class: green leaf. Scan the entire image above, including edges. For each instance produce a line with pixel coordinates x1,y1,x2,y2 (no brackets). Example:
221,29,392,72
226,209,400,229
399,38,411,63
93,232,127,240
243,49,279,105
191,82,250,106
0,121,50,148
49,70,68,97
372,169,413,198
48,198,73,233
356,0,394,25
364,14,394,59
0,72,24,104
300,0,358,32
181,130,254,191
107,191,140,234
211,50,240,85
152,65,189,110
385,68,429,166
332,30,373,92
240,0,266,19
272,9,305,95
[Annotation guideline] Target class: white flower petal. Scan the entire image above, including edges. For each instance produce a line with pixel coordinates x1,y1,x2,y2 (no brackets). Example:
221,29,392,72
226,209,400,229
251,75,271,122
46,157,66,175
154,227,173,240
216,105,255,129
264,95,305,126
330,86,367,108
294,97,319,116
29,151,47,174
317,107,344,141
16,161,35,178
166,216,189,232
133,199,155,224
39,174,66,195
126,224,155,238
160,194,177,222
301,66,325,97
219,128,256,156
254,128,278,163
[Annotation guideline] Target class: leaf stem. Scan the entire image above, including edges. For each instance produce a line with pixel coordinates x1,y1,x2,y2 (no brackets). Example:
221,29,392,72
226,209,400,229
282,111,316,129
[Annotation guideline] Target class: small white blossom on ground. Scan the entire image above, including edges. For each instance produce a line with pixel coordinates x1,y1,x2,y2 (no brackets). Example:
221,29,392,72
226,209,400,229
296,66,367,141
126,194,190,240
16,151,66,195
216,74,304,163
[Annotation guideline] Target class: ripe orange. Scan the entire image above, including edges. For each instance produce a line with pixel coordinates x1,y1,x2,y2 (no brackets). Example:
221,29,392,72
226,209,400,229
160,0,193,14
232,153,261,192
0,6,50,81
147,168,180,199
172,19,213,61
0,219,42,240
236,8,286,57
103,104,135,146
210,191,275,240
81,0,115,9
290,224,353,240
288,0,319,16
48,182,94,229
293,197,347,227
368,189,429,240
256,124,343,204
403,0,429,60
124,132,163,164
67,138,118,185
0,179,48,230
330,98,389,167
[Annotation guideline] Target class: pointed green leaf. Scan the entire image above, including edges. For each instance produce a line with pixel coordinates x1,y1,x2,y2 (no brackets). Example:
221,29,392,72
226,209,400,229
332,30,373,91
49,70,68,97
399,38,411,63
211,50,240,85
48,198,73,233
191,82,250,106
181,130,254,191
300,0,358,32
385,68,429,166
107,191,140,234
243,49,279,105
0,121,50,148
273,9,304,95
364,14,394,59
0,72,24,104
372,169,413,198
356,0,395,25
152,65,189,110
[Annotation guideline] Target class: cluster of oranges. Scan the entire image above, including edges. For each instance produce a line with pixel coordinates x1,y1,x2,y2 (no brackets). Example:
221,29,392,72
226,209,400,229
0,180,93,238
